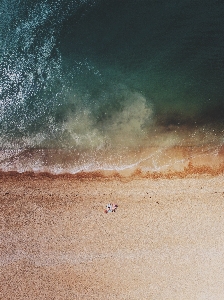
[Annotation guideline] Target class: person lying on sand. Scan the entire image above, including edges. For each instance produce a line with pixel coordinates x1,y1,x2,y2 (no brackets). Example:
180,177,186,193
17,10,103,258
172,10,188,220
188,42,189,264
105,203,118,213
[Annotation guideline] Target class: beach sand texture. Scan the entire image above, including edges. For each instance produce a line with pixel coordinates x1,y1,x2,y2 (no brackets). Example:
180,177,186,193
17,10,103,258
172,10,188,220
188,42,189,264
1,172,224,299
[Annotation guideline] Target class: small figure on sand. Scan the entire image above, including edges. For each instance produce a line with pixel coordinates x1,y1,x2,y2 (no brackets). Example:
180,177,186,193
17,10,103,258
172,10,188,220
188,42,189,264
105,203,118,213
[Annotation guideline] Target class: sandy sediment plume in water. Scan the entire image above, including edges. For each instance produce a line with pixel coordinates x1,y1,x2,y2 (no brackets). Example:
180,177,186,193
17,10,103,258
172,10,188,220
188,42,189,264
1,172,224,299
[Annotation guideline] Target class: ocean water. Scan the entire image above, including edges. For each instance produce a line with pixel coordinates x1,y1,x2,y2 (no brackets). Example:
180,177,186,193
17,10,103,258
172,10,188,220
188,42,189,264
0,0,224,174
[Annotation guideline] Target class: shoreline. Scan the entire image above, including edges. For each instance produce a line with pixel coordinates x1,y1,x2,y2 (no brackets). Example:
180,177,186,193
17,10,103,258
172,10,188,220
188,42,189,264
1,144,224,176
0,159,224,181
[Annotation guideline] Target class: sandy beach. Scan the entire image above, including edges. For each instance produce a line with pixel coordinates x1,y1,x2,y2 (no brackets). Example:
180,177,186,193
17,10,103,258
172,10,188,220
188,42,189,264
1,172,224,299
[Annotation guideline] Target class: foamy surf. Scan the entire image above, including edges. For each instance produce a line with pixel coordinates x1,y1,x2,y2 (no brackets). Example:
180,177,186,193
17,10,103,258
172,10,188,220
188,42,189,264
0,145,224,177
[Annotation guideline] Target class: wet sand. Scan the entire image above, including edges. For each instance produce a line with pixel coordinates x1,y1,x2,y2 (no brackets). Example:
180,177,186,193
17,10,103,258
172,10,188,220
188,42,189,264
1,172,224,299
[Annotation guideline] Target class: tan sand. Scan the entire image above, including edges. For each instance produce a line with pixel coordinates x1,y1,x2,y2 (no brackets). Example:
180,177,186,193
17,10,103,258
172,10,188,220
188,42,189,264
1,172,224,299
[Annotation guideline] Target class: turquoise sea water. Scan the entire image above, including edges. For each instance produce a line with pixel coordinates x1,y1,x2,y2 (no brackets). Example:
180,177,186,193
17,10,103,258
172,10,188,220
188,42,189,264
0,0,224,172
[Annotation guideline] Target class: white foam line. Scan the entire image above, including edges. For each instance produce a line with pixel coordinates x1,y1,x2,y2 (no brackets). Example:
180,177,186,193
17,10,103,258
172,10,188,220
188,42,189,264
0,145,223,174
79,148,165,173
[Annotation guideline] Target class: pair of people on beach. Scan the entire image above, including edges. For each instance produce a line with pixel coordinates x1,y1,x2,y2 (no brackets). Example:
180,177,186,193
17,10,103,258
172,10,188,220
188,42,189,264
105,203,117,213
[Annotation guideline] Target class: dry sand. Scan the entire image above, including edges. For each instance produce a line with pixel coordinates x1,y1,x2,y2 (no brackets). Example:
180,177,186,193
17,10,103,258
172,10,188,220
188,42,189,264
1,172,224,299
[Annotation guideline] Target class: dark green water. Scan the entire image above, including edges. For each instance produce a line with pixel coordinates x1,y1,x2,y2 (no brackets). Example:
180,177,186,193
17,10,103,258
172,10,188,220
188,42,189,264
0,0,224,172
